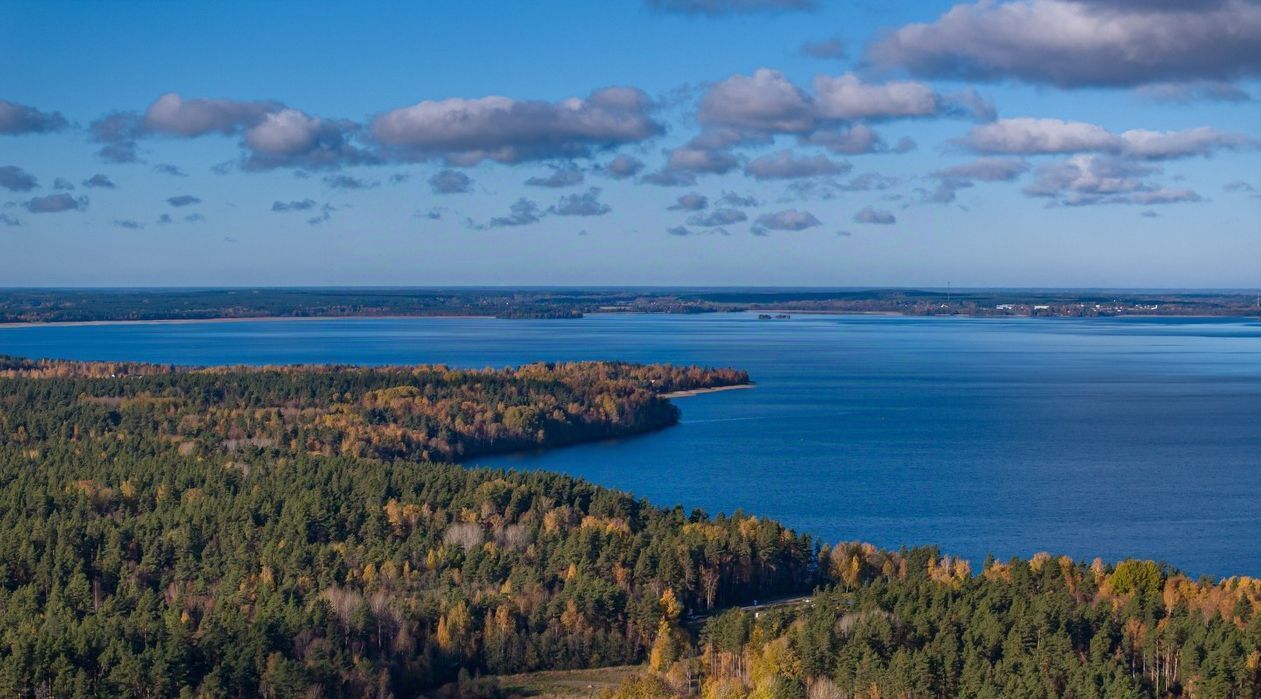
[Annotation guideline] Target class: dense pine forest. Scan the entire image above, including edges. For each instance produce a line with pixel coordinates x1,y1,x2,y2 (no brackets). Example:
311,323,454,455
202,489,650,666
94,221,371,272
0,357,1257,698
673,548,1261,699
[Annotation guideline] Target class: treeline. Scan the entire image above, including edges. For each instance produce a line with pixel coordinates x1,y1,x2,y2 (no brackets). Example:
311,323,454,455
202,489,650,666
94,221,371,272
614,544,1261,698
0,357,749,462
3,288,1254,325
0,289,725,323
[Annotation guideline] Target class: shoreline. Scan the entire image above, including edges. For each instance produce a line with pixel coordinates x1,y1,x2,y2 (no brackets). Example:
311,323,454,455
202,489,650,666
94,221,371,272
0,310,1254,330
0,314,498,329
752,308,1256,320
659,384,755,399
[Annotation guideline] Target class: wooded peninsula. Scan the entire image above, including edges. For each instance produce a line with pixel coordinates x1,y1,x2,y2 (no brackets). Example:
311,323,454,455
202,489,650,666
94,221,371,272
0,357,1257,698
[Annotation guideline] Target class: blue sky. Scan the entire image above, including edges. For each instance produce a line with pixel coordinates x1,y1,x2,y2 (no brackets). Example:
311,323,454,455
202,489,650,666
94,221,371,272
1,0,1258,287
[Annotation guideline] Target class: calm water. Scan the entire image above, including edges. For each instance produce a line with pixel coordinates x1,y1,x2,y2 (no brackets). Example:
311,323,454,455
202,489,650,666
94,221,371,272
2,313,1259,577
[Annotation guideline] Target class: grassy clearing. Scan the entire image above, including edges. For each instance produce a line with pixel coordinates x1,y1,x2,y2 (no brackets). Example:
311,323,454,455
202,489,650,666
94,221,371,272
492,665,642,697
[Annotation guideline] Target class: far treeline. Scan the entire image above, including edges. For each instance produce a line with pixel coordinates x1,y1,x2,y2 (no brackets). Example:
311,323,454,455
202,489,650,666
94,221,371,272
0,287,1258,323
0,358,1257,698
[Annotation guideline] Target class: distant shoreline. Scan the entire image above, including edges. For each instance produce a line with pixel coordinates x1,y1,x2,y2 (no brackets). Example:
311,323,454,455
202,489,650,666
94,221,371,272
0,314,495,329
659,384,755,399
755,309,1255,320
0,310,1254,330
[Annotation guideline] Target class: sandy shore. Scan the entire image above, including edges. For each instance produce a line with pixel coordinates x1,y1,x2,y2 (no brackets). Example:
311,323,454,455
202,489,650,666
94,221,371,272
659,384,755,399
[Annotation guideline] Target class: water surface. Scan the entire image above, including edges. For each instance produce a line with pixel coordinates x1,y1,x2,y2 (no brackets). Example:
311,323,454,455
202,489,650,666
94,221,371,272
3,313,1258,576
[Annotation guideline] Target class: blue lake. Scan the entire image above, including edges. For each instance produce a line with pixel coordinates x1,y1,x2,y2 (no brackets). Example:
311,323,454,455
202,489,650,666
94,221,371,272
2,313,1259,577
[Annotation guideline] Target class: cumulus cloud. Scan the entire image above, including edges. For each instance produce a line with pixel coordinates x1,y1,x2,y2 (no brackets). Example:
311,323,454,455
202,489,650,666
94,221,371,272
0,213,19,227
1136,80,1253,103
814,74,951,120
717,191,760,207
799,125,883,155
828,172,899,193
0,100,68,135
96,141,141,164
961,118,1254,159
947,87,998,122
324,174,378,190
785,172,901,201
1120,127,1254,159
488,198,544,227
960,118,1116,154
91,93,373,170
166,195,201,207
603,154,645,179
114,219,143,230
89,112,145,162
700,69,990,136
937,158,1031,182
667,224,730,236
272,199,318,212
242,109,372,170
688,208,748,226
854,206,896,224
668,193,709,211
744,150,851,179
1023,154,1202,205
525,165,585,187
307,204,335,225
153,163,188,177
372,87,662,165
866,0,1261,87
800,36,847,60
429,169,473,194
665,146,741,174
927,157,1029,202
1224,180,1256,192
699,69,817,135
938,156,1034,180
752,208,821,233
82,174,116,189
548,187,611,216
144,93,279,136
53,178,75,191
686,68,982,179
0,166,39,192
645,0,816,15
89,94,276,163
24,193,87,213
640,169,698,187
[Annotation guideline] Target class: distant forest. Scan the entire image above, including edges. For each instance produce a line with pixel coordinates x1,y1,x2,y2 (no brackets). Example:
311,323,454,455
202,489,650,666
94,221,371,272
0,287,1257,323
0,358,1257,698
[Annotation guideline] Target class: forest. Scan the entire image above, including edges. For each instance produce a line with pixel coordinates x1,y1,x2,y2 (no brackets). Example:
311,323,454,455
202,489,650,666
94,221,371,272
670,547,1261,699
0,356,750,462
0,357,1257,698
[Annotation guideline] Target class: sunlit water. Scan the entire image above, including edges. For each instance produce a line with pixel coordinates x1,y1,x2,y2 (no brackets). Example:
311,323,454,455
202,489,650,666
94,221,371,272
3,312,1259,576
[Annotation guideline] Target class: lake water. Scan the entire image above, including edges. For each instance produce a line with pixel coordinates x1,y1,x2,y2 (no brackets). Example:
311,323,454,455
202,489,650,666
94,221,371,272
2,313,1259,577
